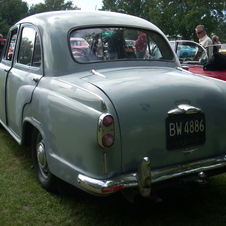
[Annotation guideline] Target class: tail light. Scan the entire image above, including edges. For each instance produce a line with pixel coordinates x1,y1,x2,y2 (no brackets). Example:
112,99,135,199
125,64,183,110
98,114,115,148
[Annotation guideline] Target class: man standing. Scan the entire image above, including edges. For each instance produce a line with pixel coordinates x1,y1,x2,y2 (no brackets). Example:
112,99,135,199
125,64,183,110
134,31,147,59
195,25,213,57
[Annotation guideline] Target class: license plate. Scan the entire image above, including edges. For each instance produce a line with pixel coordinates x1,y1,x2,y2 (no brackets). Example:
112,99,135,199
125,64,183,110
166,113,205,150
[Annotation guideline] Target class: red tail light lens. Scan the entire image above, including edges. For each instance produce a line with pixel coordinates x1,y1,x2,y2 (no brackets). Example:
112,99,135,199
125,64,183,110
98,114,115,148
102,134,114,148
103,115,114,127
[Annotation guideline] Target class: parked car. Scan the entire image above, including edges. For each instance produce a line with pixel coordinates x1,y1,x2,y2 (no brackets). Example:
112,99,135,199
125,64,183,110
170,40,207,63
170,40,226,81
70,37,89,57
1,11,226,201
176,45,197,58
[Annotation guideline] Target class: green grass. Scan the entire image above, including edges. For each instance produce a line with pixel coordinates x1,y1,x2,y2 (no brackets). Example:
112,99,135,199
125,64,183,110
1,126,226,225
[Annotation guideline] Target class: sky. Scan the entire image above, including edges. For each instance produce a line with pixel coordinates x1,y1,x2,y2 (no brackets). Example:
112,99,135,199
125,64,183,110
24,0,103,11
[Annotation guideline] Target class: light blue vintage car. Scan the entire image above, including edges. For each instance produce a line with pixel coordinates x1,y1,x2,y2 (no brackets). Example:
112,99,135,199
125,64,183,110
1,10,226,201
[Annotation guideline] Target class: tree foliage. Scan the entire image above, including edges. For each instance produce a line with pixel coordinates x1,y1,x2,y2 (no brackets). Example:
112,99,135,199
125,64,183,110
0,0,225,42
28,0,76,15
0,0,78,37
102,0,226,42
0,0,28,35
102,0,151,20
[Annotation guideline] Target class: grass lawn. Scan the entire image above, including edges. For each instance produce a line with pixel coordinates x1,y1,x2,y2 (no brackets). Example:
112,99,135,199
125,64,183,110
1,126,226,226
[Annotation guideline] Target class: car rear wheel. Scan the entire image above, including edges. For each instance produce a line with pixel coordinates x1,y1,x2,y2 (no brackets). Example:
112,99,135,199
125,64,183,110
31,128,58,192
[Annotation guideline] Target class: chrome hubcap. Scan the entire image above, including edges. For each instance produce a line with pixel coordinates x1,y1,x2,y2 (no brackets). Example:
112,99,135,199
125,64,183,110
37,142,48,179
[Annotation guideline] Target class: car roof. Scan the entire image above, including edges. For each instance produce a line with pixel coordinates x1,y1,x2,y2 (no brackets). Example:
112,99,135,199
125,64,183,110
18,10,161,33
13,11,174,76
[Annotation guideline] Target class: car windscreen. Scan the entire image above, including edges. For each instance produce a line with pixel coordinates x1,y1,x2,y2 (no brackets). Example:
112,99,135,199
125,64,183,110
69,27,174,63
170,41,208,64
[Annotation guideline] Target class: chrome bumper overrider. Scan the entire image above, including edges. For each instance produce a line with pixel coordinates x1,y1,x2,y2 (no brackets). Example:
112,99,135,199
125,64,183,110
77,155,226,197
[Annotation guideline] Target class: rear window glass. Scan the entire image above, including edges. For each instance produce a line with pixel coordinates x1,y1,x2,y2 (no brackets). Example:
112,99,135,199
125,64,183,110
70,27,174,63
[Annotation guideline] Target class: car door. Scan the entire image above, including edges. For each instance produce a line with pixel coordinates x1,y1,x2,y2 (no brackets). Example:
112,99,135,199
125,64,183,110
0,24,42,140
0,27,18,126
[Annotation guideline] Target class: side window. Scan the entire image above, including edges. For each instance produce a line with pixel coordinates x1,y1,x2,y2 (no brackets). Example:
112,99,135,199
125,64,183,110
175,41,208,64
18,27,35,65
4,28,18,61
31,35,41,67
18,26,41,67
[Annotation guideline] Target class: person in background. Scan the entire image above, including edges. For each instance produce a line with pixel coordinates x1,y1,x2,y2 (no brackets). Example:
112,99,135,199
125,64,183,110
212,35,221,54
134,31,147,58
0,34,6,57
195,25,213,57
105,30,126,59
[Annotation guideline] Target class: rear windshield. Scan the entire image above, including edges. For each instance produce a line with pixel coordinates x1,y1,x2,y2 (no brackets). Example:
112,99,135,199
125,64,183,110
70,27,174,63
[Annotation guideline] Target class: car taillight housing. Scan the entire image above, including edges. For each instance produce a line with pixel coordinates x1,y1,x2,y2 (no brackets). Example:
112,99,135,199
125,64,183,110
98,114,115,148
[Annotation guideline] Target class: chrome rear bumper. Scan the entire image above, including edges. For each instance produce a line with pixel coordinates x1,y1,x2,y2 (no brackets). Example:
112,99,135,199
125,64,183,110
77,155,226,197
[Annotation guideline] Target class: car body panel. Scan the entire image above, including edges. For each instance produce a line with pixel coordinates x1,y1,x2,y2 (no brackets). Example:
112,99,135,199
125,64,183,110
83,67,226,169
188,65,226,81
1,11,226,198
25,76,122,180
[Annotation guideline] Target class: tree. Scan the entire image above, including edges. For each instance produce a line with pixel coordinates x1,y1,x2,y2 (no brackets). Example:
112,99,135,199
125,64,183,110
148,0,226,40
0,0,28,36
0,0,80,37
28,0,77,15
102,0,151,20
0,16,9,37
102,0,226,41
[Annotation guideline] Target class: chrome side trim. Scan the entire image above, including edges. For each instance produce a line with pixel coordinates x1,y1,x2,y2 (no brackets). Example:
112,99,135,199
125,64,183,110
77,155,226,197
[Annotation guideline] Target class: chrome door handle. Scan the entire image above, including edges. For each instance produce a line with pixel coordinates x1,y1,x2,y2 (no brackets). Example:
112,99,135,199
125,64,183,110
29,76,39,83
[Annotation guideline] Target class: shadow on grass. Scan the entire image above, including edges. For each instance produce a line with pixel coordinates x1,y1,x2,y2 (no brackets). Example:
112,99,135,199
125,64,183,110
61,170,226,225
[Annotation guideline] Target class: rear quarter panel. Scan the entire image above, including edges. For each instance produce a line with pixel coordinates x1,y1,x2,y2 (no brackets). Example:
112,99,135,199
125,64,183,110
23,76,122,185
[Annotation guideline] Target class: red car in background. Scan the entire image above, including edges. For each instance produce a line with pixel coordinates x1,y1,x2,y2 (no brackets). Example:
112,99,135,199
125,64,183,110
70,37,89,57
170,40,226,81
